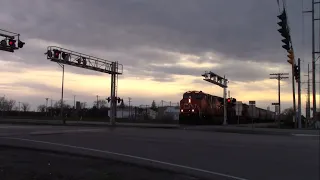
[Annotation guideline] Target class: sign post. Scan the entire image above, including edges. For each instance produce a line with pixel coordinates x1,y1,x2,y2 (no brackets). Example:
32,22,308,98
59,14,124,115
272,102,280,127
249,101,256,128
235,101,242,124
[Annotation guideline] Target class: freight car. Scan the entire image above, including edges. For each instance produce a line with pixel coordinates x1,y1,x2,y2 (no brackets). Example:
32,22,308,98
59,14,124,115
179,91,276,125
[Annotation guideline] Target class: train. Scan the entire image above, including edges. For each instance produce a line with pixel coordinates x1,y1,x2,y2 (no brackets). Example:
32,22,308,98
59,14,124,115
179,91,276,125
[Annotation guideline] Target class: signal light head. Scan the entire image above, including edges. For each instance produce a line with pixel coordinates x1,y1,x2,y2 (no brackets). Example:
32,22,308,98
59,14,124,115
53,49,61,59
8,39,16,47
62,52,69,61
82,57,87,65
0,39,6,46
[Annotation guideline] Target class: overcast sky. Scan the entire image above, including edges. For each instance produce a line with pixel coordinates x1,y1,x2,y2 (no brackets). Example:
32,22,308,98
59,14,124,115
0,0,317,114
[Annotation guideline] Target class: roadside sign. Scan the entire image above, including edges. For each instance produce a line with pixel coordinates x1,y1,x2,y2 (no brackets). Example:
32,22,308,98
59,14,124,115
275,105,279,115
272,103,279,105
235,101,242,116
249,101,256,105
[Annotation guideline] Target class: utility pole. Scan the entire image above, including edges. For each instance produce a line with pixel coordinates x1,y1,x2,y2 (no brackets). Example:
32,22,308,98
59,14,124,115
270,73,289,127
306,63,311,125
45,98,48,116
74,95,76,109
50,98,53,117
161,100,164,107
297,58,302,129
128,97,131,118
303,0,320,121
96,95,99,108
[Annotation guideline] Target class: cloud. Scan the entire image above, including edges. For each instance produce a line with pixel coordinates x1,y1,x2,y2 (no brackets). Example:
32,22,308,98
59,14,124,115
0,0,313,113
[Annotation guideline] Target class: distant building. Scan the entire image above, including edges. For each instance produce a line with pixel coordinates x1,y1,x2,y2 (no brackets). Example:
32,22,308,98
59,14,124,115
156,106,180,121
107,107,157,120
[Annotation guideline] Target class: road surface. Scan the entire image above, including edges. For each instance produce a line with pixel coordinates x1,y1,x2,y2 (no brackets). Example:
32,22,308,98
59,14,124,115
0,124,318,180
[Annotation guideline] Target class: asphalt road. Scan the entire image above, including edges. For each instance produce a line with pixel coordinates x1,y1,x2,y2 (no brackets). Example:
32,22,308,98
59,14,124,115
0,124,319,180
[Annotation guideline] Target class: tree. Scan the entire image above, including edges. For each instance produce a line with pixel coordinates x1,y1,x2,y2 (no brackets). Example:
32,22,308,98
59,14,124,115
54,100,71,109
22,102,30,112
282,107,294,116
37,105,46,112
80,102,87,109
4,99,15,111
151,100,157,111
119,100,125,109
94,99,107,108
0,97,5,111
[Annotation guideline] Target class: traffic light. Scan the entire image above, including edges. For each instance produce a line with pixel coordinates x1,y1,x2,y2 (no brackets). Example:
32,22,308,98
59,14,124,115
82,57,87,66
61,52,69,61
18,40,25,48
294,65,300,82
277,8,291,51
0,39,6,46
77,58,81,64
232,98,236,106
117,97,122,103
53,49,61,59
287,49,294,64
8,39,16,48
227,98,231,104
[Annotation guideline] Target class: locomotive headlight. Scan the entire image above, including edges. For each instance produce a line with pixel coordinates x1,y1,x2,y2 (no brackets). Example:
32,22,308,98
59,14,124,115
188,98,191,103
181,109,183,112
192,109,194,112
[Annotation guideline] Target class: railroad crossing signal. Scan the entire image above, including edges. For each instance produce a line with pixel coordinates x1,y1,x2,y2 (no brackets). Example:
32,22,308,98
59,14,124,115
0,29,25,52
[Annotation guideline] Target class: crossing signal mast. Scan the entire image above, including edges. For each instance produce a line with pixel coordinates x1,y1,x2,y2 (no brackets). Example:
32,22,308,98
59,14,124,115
202,71,228,125
45,46,123,125
0,29,25,53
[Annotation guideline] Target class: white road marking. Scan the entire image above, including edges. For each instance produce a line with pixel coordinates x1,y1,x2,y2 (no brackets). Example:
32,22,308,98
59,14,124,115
3,137,248,180
291,133,320,137
29,128,105,135
0,125,34,129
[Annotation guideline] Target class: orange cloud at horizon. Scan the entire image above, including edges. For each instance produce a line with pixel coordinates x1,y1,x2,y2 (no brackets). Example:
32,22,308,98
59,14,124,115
0,67,316,110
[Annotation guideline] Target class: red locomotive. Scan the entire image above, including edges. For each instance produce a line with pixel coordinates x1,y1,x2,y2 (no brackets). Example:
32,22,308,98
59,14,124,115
179,90,276,125
179,91,225,124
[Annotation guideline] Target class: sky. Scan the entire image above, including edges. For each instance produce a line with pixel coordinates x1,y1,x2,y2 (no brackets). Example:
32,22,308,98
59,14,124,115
0,0,317,114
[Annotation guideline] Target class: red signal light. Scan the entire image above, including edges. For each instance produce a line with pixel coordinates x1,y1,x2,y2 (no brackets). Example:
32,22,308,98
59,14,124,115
8,39,16,47
227,98,231,103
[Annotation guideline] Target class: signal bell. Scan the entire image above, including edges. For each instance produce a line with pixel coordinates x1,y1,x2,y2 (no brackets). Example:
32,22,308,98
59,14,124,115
18,40,25,48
